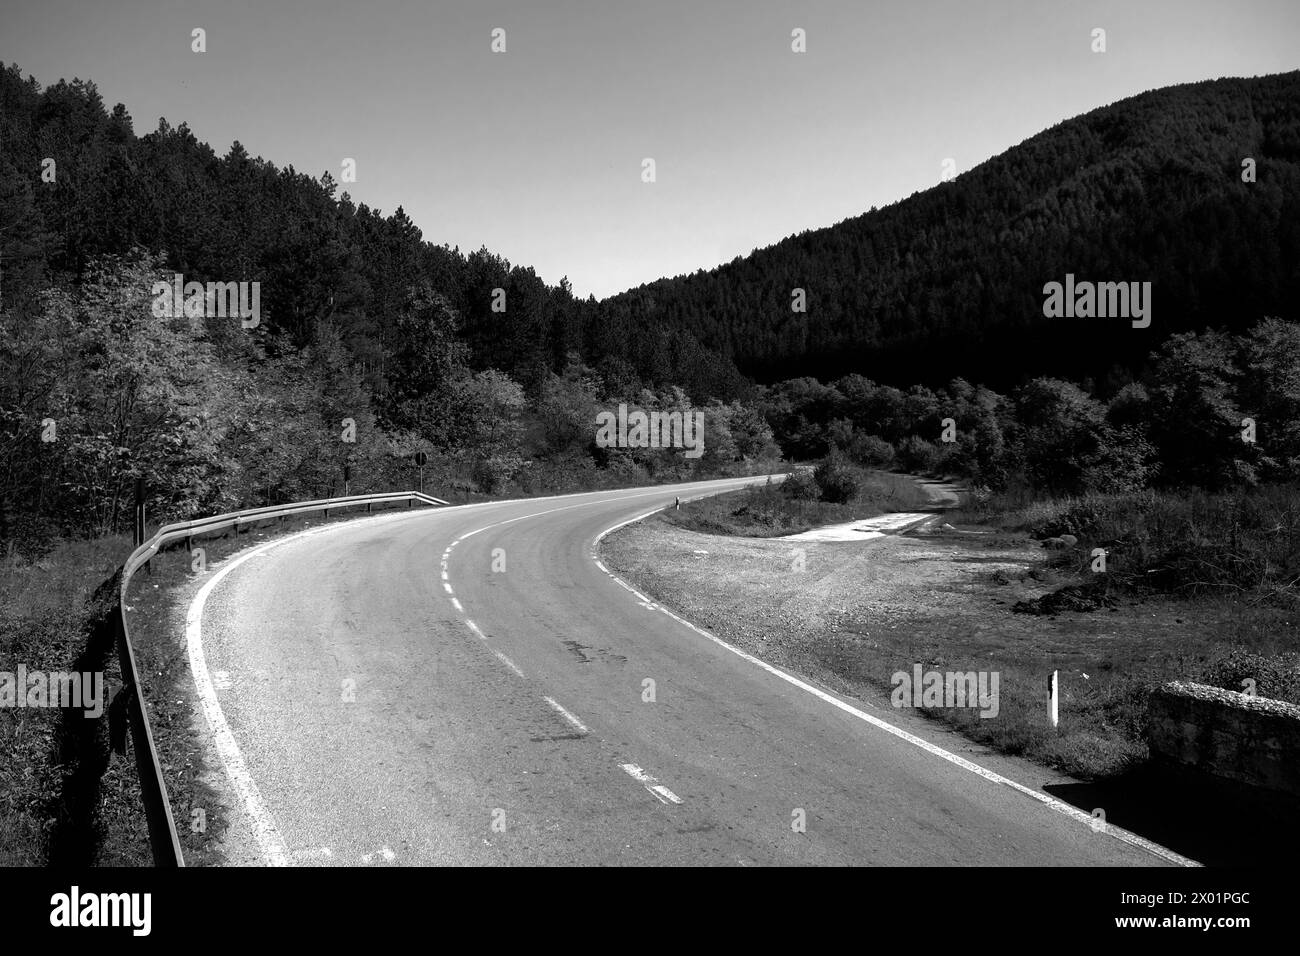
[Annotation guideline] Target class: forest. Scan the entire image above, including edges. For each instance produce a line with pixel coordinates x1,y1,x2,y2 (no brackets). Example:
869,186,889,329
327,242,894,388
2,64,1297,552
605,71,1300,390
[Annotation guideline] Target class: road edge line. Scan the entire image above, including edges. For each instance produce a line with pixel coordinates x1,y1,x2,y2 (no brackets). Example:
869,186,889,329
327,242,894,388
590,505,1201,868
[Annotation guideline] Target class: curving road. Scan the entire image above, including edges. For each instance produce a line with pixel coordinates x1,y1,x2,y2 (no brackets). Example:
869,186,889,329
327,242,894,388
189,476,1186,866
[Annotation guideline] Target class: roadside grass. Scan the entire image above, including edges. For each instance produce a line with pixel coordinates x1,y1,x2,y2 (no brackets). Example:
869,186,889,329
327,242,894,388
665,469,932,537
952,483,1300,599
949,482,1300,705
880,478,1300,770
0,534,129,866
822,585,1298,778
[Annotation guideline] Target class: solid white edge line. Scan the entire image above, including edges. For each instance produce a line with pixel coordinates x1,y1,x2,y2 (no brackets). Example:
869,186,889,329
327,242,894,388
592,505,1200,868
187,539,308,867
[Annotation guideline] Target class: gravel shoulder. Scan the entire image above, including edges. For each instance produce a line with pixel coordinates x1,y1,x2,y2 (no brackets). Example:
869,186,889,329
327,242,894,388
600,515,1045,707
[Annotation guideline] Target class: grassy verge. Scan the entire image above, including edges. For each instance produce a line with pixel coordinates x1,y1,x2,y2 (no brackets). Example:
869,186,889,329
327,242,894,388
665,468,933,537
0,535,131,865
951,482,1300,703
836,582,1297,777
954,485,1300,589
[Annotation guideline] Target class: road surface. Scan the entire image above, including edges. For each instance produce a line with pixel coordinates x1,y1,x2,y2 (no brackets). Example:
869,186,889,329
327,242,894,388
188,476,1182,866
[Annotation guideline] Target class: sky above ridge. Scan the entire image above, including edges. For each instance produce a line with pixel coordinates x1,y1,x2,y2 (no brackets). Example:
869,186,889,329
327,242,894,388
4,0,1298,298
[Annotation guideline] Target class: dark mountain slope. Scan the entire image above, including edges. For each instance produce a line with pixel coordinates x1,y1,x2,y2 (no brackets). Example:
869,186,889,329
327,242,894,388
601,72,1300,391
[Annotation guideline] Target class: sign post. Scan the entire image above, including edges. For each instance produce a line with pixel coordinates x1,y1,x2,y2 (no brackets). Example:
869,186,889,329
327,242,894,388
133,477,145,546
415,451,428,495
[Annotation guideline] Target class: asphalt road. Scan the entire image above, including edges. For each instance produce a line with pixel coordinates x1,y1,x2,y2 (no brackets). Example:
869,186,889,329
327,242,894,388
192,476,1181,866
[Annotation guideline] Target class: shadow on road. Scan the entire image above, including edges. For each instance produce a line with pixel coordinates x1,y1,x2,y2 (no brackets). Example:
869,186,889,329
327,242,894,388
1045,764,1300,866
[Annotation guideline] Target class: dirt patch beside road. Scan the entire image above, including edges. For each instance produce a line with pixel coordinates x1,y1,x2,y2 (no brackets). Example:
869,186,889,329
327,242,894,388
600,515,1294,782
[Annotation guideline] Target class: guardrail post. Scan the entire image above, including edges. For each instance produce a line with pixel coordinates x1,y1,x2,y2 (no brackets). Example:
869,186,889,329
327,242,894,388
134,477,150,575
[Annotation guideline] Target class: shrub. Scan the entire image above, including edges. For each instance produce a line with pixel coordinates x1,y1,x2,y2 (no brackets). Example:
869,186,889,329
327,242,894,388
1031,496,1111,539
471,454,522,494
1199,649,1300,705
896,435,939,474
603,453,651,487
1023,485,1300,602
781,470,820,501
854,434,896,468
813,456,859,503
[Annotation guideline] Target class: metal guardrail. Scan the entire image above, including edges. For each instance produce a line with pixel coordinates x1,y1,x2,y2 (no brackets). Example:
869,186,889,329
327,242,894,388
115,490,450,866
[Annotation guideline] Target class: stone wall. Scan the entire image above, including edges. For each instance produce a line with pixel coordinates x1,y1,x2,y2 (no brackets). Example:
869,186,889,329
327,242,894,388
1147,681,1300,797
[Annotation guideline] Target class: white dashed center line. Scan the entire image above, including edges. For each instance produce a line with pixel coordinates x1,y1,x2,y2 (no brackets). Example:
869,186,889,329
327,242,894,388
544,696,590,734
620,763,683,805
493,650,526,678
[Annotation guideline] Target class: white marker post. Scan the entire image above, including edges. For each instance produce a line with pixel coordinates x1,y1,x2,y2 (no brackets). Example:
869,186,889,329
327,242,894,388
1048,670,1059,728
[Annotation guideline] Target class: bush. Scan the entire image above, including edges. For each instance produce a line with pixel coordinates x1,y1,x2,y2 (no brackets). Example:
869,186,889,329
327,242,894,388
896,435,939,474
781,470,820,501
471,454,522,494
854,434,896,468
813,456,859,503
1199,649,1300,705
603,453,650,487
1018,485,1300,602
1031,496,1111,539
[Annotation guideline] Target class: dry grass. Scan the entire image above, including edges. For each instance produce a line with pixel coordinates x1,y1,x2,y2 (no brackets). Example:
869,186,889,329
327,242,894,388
0,535,128,866
665,469,933,537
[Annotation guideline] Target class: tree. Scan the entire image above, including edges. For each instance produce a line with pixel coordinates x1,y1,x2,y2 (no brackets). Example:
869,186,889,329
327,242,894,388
1147,331,1254,488
1237,317,1300,480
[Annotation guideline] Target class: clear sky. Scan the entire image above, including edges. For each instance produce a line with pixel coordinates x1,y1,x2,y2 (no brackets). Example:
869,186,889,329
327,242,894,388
3,0,1297,299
